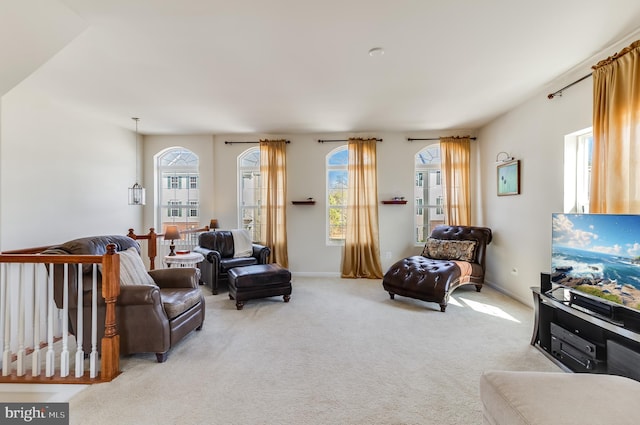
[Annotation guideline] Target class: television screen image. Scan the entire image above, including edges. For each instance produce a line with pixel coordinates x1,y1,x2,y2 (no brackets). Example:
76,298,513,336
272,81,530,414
551,213,640,312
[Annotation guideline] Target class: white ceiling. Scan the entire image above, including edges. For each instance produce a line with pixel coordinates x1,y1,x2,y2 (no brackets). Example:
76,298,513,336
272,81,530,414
5,0,640,135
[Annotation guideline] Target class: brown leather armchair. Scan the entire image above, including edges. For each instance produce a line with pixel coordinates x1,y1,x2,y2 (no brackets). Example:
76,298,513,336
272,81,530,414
193,230,270,294
382,225,492,312
44,235,205,362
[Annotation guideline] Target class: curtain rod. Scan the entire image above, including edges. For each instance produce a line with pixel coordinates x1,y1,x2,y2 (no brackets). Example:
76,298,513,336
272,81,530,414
547,73,592,99
317,138,383,143
407,137,477,142
225,140,291,145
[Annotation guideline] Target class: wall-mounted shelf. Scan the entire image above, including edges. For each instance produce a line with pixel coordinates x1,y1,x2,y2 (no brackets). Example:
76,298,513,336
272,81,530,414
292,201,316,205
382,200,407,205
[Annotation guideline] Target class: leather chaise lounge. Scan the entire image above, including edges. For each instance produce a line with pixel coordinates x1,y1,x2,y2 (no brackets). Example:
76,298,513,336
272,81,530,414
382,225,492,312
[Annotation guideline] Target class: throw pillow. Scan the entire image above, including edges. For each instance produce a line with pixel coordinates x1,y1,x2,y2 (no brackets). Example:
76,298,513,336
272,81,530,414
118,247,156,286
424,238,477,262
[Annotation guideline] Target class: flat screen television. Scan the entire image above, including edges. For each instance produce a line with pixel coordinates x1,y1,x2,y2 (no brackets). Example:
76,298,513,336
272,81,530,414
551,213,640,325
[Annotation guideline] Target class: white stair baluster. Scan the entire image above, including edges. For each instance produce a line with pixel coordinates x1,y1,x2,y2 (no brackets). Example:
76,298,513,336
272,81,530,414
16,264,25,376
60,263,69,377
45,263,55,377
90,264,98,378
1,264,11,376
75,264,84,377
31,264,41,376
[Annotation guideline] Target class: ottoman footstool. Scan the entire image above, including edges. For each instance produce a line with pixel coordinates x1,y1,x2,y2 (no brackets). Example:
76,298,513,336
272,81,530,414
227,263,292,310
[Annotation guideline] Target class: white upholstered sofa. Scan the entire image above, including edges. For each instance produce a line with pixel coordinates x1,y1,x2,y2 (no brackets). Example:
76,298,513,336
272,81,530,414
480,370,640,425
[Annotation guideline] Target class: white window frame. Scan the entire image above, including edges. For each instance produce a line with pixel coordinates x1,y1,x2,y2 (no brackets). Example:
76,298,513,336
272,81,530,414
155,147,200,232
168,200,182,218
238,147,262,242
326,145,348,245
563,127,593,213
189,201,199,217
415,144,444,245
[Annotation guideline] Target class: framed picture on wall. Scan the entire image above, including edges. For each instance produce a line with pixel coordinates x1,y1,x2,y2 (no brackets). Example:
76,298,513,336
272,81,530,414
497,160,520,196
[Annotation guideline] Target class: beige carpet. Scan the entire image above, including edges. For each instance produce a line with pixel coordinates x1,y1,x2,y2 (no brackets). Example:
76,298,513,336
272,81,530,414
68,277,560,425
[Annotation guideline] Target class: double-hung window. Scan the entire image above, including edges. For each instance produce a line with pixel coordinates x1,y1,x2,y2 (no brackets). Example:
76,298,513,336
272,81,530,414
326,146,348,244
415,144,444,244
168,200,182,218
238,147,262,242
564,128,593,213
156,148,199,232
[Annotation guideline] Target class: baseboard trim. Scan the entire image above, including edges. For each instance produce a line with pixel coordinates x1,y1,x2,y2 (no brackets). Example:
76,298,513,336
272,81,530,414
291,272,342,278
483,280,531,308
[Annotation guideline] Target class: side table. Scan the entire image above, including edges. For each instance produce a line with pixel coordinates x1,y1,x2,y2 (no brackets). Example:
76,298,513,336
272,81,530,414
164,252,204,268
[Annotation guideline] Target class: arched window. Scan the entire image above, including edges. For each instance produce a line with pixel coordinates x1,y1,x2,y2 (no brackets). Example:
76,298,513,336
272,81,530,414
238,147,262,242
156,148,200,233
326,146,348,244
415,144,443,244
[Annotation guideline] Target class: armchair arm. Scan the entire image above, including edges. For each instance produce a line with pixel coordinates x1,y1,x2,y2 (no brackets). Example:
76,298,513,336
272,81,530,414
252,244,271,264
149,268,199,289
118,285,162,306
193,246,221,264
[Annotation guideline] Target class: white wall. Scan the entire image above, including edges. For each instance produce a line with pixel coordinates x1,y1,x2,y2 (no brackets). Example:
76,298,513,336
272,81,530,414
0,0,86,97
144,130,475,275
0,85,141,250
0,0,88,251
477,34,640,306
477,72,593,305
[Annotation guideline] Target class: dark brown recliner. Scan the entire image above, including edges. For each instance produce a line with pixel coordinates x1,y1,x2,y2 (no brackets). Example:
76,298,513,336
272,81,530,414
193,230,270,294
44,235,205,362
382,225,492,312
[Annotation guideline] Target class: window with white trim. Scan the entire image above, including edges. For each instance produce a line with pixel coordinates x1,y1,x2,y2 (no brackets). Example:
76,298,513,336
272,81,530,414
564,128,593,213
189,201,199,217
327,146,348,244
168,176,181,189
238,147,262,242
156,148,200,232
168,200,182,218
415,144,444,244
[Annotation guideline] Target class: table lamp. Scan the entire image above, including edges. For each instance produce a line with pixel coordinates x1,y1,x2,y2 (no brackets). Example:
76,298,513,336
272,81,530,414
209,219,220,231
164,225,181,256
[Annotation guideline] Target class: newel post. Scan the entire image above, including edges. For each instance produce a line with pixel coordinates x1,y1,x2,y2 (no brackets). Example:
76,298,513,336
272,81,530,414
101,244,121,381
127,228,158,270
147,228,157,270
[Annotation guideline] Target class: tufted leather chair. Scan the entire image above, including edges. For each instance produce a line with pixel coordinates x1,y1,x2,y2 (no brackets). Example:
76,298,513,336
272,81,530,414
193,230,271,294
382,225,492,312
43,235,205,362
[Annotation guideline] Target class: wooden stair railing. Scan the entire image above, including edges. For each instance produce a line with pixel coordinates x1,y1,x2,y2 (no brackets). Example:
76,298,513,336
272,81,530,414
127,228,158,270
0,245,121,384
0,227,210,385
128,226,210,270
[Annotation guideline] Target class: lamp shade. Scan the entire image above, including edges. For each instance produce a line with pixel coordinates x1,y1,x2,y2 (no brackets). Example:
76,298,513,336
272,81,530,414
209,219,220,230
164,225,180,241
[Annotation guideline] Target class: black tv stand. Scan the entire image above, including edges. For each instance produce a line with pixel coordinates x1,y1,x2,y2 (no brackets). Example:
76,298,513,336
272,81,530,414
531,285,640,381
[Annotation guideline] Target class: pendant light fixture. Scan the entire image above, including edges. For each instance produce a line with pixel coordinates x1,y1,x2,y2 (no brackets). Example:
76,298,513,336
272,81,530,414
128,117,146,205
